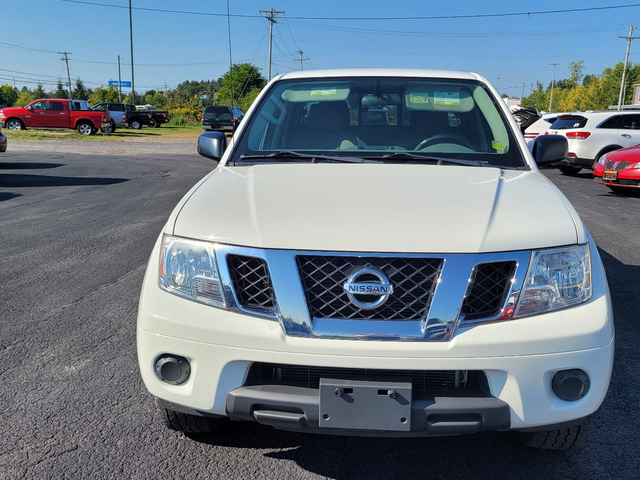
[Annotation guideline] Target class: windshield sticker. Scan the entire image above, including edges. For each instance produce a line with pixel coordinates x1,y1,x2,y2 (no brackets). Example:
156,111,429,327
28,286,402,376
434,92,460,105
492,140,506,152
310,88,337,96
409,93,430,104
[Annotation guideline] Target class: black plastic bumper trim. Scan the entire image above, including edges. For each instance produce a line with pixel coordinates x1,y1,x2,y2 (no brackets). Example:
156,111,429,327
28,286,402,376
226,384,511,436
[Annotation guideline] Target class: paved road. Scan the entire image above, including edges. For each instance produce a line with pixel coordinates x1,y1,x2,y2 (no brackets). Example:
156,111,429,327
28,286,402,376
1,145,639,479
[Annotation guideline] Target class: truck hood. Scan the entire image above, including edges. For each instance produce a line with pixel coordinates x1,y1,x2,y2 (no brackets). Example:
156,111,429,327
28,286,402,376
172,164,581,253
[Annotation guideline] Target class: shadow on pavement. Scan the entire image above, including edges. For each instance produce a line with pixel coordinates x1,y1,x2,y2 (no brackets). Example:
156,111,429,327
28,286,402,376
0,162,65,170
0,192,22,201
0,173,129,188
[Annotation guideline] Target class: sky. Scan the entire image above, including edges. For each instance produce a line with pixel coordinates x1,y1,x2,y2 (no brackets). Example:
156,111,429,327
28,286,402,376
2,0,640,99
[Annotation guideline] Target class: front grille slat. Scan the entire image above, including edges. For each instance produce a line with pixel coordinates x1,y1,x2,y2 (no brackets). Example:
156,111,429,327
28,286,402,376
460,261,516,320
227,254,277,313
296,256,443,321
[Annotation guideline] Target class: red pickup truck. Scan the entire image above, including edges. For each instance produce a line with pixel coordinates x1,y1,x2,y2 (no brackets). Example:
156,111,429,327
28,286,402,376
0,99,110,135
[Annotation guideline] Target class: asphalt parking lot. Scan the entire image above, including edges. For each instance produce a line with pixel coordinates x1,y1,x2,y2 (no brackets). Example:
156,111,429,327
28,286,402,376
1,142,639,479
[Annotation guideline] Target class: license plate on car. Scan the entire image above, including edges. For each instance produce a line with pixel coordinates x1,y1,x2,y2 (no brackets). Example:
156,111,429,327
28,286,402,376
319,378,412,431
603,170,618,181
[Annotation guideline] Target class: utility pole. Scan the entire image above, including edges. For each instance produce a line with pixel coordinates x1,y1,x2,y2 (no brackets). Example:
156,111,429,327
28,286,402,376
59,52,73,99
260,9,285,81
129,0,136,105
521,83,526,101
530,82,534,95
618,25,640,110
117,55,122,102
294,50,309,71
495,77,501,94
549,63,559,112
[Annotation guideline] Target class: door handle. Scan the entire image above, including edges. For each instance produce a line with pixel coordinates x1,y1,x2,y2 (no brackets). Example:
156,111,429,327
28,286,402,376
622,134,632,138
40,112,45,114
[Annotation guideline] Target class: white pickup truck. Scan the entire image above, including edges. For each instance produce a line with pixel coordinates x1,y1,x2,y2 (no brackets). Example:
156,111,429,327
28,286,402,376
137,69,614,450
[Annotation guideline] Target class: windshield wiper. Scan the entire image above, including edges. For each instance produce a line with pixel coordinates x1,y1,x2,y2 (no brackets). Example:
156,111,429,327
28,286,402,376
376,152,485,166
239,151,380,163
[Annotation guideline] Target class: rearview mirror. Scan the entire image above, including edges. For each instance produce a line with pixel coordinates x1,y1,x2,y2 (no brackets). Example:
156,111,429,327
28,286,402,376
532,135,568,166
197,132,228,161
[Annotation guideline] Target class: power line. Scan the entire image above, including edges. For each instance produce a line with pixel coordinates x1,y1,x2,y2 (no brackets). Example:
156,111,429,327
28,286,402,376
58,1,640,21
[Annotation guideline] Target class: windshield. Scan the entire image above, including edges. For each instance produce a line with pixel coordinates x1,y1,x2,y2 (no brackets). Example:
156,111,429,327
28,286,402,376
230,76,526,168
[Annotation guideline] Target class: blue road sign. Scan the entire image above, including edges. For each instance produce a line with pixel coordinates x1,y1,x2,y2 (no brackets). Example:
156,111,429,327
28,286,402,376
108,81,132,88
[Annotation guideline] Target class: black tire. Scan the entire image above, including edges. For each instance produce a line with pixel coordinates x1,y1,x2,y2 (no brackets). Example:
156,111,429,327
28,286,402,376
101,120,116,134
558,165,582,175
130,118,142,129
77,121,95,136
5,118,24,130
517,415,593,451
149,118,158,128
154,397,225,434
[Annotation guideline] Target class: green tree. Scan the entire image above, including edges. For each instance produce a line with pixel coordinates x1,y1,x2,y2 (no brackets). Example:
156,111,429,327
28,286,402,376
216,63,266,106
567,61,585,88
15,90,35,107
54,79,68,98
73,77,89,100
144,91,168,109
32,83,47,100
89,85,120,105
0,84,19,106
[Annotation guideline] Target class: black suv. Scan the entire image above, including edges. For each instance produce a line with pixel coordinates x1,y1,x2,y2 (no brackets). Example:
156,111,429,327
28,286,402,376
202,105,244,132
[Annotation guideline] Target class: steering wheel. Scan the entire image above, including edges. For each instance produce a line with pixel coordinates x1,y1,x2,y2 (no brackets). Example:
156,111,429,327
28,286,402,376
415,134,473,150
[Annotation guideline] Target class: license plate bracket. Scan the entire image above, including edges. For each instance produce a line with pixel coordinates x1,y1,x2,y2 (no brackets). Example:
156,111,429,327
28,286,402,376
319,378,412,431
603,170,618,181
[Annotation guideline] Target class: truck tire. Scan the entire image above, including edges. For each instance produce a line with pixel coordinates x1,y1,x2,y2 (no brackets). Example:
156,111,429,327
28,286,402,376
77,121,95,136
5,118,24,130
130,118,142,129
517,415,593,450
558,165,582,176
149,118,158,128
101,120,116,134
154,397,226,434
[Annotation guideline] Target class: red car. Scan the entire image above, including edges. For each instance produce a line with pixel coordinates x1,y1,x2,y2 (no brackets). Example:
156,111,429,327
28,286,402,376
593,144,640,193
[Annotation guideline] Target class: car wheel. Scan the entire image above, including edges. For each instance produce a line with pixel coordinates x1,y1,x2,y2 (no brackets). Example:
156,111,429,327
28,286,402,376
149,118,158,128
517,415,593,451
5,119,24,130
77,121,94,136
101,120,116,134
130,119,142,129
154,397,226,434
558,165,582,175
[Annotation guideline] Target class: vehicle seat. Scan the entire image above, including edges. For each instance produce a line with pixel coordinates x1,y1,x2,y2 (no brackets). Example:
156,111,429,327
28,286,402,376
399,111,448,150
287,101,358,150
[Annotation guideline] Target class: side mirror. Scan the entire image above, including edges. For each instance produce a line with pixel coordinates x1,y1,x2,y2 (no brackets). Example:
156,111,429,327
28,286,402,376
532,134,568,166
197,131,228,161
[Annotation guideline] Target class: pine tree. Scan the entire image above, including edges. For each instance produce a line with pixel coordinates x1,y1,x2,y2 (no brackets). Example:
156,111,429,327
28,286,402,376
32,83,47,100
74,77,89,100
54,79,67,99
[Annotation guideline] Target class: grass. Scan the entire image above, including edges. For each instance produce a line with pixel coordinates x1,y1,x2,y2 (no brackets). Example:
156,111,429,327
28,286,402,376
5,124,205,142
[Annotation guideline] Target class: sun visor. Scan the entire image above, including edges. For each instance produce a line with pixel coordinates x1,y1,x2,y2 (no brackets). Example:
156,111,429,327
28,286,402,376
281,84,350,102
404,84,474,112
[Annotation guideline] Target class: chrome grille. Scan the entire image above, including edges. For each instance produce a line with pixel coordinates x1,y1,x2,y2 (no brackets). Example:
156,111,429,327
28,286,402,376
296,255,443,320
460,261,516,320
227,254,277,313
605,160,631,170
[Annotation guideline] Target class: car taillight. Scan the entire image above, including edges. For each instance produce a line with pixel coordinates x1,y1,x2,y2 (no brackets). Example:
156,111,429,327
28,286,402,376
230,117,235,123
566,131,591,139
122,113,126,120
567,152,577,157
162,113,166,117
524,133,538,139
147,113,152,118
201,116,204,122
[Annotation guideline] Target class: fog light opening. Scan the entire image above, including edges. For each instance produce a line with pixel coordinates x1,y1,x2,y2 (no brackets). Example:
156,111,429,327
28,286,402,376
552,369,590,402
155,354,191,385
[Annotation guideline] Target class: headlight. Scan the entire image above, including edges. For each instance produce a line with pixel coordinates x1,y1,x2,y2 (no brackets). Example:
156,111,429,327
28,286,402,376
158,234,227,309
632,162,640,169
514,244,591,318
597,154,607,166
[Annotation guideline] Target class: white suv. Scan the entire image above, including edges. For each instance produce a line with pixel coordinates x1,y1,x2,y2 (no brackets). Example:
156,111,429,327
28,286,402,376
137,69,613,450
547,111,640,175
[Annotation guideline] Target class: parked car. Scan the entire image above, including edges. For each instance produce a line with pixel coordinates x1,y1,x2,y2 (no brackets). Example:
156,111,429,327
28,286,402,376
546,111,640,175
201,105,244,132
0,99,110,135
138,69,613,451
91,102,155,130
0,127,6,152
593,144,640,193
